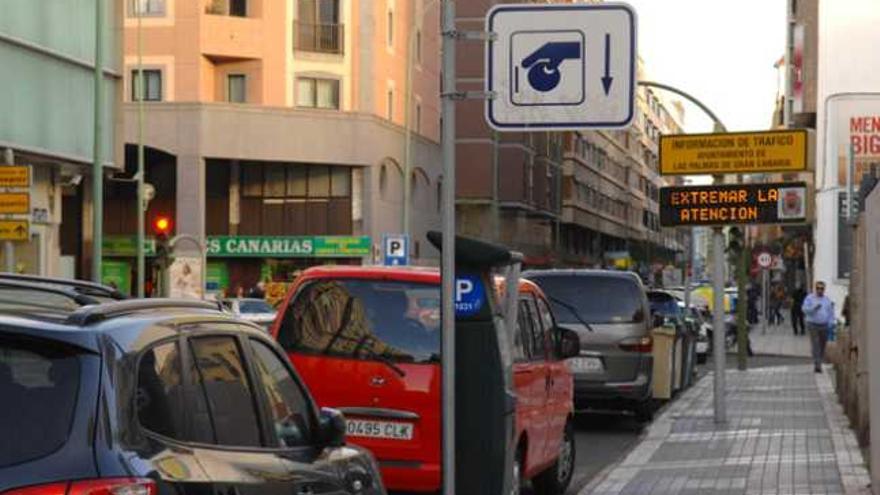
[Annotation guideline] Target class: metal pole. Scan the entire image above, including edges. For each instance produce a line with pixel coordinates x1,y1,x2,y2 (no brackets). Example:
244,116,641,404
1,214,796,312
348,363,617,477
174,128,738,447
683,227,693,308
440,1,456,494
3,148,15,272
136,7,145,297
402,1,415,236
91,0,105,282
761,268,769,334
712,225,726,424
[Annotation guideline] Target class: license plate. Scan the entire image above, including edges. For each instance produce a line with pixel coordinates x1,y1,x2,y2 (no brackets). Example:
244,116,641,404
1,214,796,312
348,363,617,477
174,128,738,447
568,357,604,373
346,419,414,440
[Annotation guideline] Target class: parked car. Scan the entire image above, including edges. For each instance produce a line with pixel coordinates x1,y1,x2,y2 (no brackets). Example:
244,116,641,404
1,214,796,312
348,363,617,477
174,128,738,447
0,279,385,495
271,266,578,494
220,297,277,329
523,269,655,422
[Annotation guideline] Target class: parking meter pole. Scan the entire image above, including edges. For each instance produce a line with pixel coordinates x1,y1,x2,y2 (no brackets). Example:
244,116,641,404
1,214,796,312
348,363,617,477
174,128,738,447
712,227,727,424
440,2,457,494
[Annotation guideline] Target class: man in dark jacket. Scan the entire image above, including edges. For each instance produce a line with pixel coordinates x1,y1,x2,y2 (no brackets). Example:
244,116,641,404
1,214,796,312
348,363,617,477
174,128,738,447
791,286,807,335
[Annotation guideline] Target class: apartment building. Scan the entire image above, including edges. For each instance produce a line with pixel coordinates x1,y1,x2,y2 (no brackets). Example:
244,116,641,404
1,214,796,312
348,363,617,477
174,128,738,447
114,0,441,295
0,1,123,279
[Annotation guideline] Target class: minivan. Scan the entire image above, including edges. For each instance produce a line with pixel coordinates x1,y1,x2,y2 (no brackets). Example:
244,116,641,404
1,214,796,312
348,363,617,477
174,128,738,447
523,270,655,421
271,266,578,494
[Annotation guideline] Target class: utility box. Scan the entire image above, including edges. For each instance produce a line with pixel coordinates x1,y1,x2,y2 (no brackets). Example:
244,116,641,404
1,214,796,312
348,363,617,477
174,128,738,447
652,326,676,400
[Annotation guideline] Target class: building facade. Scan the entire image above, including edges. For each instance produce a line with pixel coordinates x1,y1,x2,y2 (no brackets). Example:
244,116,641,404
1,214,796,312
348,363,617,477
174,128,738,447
452,0,687,278
116,0,441,295
0,0,123,279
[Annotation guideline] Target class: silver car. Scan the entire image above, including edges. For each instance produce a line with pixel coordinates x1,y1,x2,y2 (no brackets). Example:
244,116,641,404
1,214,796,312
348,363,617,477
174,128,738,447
523,270,655,421
220,298,277,329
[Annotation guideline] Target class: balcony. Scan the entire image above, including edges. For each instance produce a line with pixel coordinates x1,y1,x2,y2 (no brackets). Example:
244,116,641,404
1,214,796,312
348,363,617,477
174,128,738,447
294,22,344,55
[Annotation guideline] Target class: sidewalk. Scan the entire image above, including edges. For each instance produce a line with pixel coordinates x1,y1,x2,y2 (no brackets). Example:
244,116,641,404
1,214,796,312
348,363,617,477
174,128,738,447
581,365,870,495
749,320,812,358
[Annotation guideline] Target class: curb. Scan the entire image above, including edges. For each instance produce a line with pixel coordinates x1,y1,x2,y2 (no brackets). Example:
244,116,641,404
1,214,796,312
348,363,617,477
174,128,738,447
815,365,872,495
577,375,710,494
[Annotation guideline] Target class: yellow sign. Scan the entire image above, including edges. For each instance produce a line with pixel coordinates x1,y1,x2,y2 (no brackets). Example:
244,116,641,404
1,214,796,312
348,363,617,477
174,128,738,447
0,220,29,241
0,193,29,214
660,130,809,175
0,166,30,188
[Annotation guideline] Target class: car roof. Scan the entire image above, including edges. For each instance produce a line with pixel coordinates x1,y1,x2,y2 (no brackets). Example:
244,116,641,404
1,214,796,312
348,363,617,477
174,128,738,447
523,268,643,282
0,298,268,354
299,264,441,283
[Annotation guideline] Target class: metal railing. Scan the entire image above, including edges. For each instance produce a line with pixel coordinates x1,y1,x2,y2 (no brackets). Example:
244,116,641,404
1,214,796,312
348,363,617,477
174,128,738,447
294,21,344,55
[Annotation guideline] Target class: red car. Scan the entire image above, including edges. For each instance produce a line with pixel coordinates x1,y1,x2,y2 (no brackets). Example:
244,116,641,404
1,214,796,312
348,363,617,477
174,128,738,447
270,266,576,494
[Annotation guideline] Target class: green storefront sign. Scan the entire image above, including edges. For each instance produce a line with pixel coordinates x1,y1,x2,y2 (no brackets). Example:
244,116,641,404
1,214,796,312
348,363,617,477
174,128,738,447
103,236,156,257
206,236,371,258
101,260,132,295
206,262,229,293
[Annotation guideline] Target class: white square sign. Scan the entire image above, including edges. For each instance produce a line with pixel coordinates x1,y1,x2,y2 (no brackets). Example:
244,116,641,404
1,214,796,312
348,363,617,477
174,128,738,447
485,3,637,131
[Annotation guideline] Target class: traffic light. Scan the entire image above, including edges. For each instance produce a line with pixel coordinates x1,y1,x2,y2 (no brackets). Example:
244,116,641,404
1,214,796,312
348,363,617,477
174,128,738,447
153,216,172,268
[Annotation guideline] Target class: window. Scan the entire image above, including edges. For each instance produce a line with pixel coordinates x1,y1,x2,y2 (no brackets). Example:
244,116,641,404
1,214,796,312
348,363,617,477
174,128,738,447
515,299,545,361
387,10,394,47
249,340,314,448
230,0,247,16
279,279,441,364
130,0,165,16
536,298,559,359
189,336,262,447
228,74,246,103
296,77,340,109
136,341,214,444
0,338,80,467
296,0,343,54
330,166,351,197
131,69,162,101
529,275,645,325
387,89,394,120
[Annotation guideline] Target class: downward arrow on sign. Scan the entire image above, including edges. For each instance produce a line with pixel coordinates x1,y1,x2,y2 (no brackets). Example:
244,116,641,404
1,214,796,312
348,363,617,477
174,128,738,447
601,33,613,95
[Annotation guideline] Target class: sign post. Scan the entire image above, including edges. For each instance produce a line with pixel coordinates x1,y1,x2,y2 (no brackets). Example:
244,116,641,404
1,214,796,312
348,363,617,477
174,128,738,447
757,249,772,335
1,149,30,272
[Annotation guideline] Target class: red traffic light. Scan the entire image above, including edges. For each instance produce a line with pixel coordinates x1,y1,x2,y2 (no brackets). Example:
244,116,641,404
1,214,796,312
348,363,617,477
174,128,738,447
153,216,172,235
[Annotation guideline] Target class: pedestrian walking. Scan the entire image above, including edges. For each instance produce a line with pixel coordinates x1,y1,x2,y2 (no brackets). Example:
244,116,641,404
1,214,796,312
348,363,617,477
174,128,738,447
802,281,835,373
248,281,266,299
791,285,807,335
770,284,785,325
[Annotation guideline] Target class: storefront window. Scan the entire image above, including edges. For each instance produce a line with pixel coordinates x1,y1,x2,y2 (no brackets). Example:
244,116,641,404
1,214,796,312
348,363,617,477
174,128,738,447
331,167,350,197
242,164,262,197
264,165,287,197
287,167,307,197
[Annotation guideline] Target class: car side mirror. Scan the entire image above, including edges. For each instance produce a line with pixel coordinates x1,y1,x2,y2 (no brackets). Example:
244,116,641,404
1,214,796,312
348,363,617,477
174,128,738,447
318,407,346,448
555,327,581,359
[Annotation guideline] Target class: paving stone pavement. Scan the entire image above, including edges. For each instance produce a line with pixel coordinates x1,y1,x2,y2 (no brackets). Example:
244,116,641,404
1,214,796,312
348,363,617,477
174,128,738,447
749,321,812,359
581,365,870,495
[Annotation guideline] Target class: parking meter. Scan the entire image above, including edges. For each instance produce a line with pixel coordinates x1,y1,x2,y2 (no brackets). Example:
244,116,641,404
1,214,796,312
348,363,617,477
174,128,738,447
427,232,522,495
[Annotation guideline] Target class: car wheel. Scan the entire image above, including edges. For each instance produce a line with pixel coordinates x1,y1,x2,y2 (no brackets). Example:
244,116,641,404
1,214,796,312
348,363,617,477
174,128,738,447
533,419,576,495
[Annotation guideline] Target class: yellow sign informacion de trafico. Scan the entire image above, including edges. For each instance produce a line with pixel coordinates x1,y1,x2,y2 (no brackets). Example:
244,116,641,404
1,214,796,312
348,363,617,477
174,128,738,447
0,166,30,188
660,130,809,176
0,220,29,241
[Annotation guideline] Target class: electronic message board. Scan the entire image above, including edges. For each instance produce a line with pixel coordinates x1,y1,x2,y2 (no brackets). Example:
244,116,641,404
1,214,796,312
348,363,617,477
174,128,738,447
659,182,808,227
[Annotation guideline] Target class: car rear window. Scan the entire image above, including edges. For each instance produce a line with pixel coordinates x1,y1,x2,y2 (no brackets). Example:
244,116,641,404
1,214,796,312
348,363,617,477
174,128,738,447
528,275,645,325
648,292,682,317
0,336,80,467
239,300,274,314
280,279,440,363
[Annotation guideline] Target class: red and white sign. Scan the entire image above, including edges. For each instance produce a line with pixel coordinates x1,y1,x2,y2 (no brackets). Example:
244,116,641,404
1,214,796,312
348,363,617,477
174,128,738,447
756,251,773,269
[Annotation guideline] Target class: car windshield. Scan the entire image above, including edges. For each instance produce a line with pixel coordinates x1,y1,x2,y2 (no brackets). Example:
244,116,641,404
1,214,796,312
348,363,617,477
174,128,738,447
239,299,274,314
647,293,682,317
288,279,441,363
527,275,644,325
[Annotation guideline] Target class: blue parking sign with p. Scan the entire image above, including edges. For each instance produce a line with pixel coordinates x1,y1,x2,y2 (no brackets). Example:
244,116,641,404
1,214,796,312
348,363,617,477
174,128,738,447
383,235,409,266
